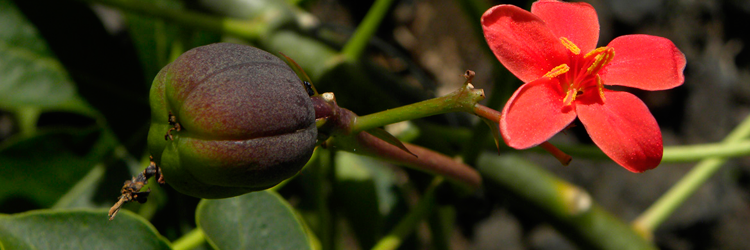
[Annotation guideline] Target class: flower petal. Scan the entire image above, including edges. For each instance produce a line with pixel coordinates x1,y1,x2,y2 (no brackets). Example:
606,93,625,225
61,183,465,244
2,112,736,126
576,90,663,172
600,34,686,91
500,77,577,149
531,0,600,53
482,4,568,83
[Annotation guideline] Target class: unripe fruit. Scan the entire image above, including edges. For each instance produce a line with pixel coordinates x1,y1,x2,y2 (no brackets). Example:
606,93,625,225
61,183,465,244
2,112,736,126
148,43,317,198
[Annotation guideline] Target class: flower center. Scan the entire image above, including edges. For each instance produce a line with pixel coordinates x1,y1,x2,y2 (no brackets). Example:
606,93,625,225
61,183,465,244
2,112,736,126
543,37,615,107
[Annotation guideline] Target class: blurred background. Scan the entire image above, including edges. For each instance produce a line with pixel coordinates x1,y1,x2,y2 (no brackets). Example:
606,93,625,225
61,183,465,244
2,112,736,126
2,0,750,249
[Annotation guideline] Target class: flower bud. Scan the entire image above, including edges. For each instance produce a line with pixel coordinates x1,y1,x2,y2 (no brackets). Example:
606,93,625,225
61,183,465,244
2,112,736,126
148,43,316,198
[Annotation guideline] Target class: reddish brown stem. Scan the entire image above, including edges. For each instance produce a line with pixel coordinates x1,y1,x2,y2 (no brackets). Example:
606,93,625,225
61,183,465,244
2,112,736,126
473,104,500,124
540,142,572,166
346,131,482,190
474,103,572,166
315,94,481,190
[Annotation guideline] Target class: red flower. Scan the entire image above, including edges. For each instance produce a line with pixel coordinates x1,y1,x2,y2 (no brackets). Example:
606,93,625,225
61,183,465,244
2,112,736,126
481,0,686,172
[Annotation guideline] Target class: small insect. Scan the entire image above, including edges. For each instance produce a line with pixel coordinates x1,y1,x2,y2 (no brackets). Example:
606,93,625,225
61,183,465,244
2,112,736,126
303,81,315,96
279,52,319,96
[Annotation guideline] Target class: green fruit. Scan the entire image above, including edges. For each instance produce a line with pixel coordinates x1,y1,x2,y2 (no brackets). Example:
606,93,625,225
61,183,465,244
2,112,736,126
148,43,317,198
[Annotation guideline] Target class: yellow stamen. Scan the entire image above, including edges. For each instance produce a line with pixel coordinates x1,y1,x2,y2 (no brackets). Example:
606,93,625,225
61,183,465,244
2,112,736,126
584,47,609,58
543,64,570,78
560,37,581,55
562,88,577,106
586,47,615,75
596,75,606,102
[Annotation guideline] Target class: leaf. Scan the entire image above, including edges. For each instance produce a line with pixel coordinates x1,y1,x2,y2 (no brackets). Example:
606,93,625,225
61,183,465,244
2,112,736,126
51,164,106,209
334,151,402,249
125,0,183,84
196,190,313,250
481,117,502,153
125,0,220,85
0,0,92,113
0,209,171,250
0,128,117,211
366,128,417,157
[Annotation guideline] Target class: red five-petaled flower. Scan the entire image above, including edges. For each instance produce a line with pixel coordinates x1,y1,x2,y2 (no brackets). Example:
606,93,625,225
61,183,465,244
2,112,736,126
481,0,686,172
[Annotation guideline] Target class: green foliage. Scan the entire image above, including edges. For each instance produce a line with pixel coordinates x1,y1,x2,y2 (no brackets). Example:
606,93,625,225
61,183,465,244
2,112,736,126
196,191,314,250
0,129,116,209
334,152,400,249
0,0,91,113
0,209,171,250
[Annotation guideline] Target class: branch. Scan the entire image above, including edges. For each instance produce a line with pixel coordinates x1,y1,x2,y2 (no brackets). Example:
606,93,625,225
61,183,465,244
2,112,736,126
478,153,656,249
633,114,750,236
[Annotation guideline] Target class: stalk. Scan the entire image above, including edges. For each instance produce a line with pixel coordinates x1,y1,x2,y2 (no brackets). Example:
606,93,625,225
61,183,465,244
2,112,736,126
633,115,750,236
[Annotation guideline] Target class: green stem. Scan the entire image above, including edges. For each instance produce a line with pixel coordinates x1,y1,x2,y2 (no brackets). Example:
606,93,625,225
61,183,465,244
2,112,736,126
15,107,41,137
633,115,750,236
350,84,485,134
553,141,750,163
371,177,443,250
78,0,267,41
172,228,205,250
663,141,750,162
478,154,656,249
421,123,750,163
427,207,451,250
340,0,395,61
461,69,515,166
315,149,335,250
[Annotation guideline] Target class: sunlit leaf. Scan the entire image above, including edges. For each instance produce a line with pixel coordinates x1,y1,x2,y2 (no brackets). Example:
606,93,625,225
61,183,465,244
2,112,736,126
197,190,313,250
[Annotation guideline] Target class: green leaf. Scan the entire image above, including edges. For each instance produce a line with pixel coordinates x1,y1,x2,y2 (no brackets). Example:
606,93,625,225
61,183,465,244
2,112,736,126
0,128,117,210
197,190,313,250
51,164,107,209
366,128,417,157
126,1,182,84
0,0,92,113
125,0,221,85
0,209,171,250
480,117,501,153
334,151,402,249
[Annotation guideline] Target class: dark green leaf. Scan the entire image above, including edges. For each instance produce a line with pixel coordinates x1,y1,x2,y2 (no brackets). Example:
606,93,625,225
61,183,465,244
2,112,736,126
125,0,183,85
0,128,117,211
334,151,401,249
125,0,220,85
0,0,91,113
197,190,313,250
0,209,171,250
